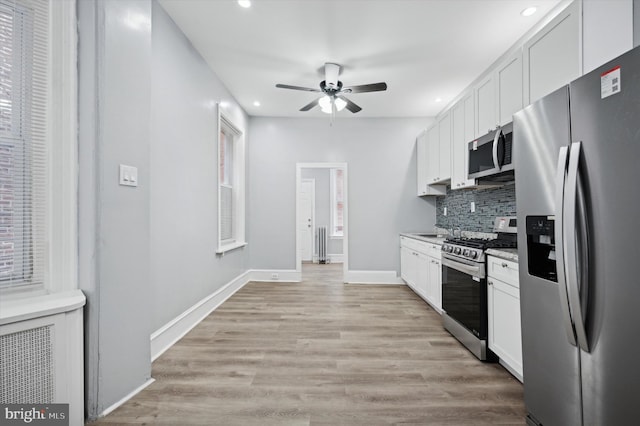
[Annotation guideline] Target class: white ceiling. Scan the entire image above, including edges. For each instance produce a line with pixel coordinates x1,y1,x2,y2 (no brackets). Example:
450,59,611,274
159,0,562,118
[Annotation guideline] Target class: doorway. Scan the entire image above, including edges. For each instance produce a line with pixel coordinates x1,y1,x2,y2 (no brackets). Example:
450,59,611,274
296,163,348,282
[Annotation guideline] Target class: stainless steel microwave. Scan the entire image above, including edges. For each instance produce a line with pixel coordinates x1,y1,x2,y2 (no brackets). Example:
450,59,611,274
468,122,514,181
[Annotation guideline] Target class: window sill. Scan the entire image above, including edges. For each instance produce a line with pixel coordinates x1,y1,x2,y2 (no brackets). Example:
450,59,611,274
216,241,247,255
0,289,86,326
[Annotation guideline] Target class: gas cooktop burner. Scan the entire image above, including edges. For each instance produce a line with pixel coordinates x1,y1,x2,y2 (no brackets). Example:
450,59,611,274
444,236,517,250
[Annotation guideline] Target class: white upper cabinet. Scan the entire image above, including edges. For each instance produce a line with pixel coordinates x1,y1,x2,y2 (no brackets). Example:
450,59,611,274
426,125,439,183
437,111,451,182
475,74,497,137
416,130,446,196
450,93,475,190
523,1,580,105
496,50,523,126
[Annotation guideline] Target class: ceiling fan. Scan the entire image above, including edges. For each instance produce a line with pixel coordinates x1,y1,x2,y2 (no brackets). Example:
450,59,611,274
275,63,387,114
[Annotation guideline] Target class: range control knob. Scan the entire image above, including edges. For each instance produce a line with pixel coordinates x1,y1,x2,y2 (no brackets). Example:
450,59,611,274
469,251,478,259
454,247,462,255
441,244,448,252
446,245,454,253
463,249,470,257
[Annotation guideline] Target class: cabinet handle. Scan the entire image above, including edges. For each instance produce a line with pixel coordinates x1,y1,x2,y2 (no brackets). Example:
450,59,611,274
501,262,509,268
488,281,493,286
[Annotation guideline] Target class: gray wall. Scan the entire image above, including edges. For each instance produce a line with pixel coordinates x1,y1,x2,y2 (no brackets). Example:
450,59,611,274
78,1,251,419
78,0,152,418
435,184,517,232
151,2,250,331
249,117,436,273
301,168,343,256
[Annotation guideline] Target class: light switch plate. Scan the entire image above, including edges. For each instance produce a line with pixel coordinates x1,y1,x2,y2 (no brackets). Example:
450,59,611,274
444,207,447,216
119,164,138,187
470,202,475,213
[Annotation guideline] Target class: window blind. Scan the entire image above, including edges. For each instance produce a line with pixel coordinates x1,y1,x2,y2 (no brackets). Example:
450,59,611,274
0,0,48,290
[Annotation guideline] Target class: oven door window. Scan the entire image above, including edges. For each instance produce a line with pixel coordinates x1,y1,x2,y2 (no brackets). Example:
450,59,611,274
442,265,484,338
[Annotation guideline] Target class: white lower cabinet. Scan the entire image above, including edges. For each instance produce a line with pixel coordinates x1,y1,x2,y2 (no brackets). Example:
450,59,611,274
400,237,442,312
487,256,523,381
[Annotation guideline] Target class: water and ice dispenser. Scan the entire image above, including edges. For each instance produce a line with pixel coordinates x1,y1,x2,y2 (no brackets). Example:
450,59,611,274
526,216,558,282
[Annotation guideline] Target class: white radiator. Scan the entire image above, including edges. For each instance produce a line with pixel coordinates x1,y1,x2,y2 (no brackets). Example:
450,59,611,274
0,291,85,425
316,226,328,264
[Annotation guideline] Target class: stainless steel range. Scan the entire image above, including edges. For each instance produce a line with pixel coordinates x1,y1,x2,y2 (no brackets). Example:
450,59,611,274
440,216,517,361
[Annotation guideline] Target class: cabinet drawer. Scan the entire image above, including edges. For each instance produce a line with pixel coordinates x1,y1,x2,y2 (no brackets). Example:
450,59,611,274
400,237,429,254
426,243,442,259
487,256,519,287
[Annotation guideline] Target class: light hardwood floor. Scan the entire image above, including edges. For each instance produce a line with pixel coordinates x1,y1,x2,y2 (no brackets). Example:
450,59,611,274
90,263,525,425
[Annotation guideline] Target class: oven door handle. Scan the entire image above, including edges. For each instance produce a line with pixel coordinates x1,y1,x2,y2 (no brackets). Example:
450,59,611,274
441,256,485,279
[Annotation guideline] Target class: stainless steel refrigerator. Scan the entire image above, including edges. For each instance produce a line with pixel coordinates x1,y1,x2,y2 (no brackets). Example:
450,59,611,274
514,46,640,426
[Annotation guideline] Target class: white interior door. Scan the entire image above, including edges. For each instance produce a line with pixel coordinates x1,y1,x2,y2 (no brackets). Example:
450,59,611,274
299,179,315,262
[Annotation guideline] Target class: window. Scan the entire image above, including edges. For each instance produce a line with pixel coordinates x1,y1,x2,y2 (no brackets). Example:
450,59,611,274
217,111,246,253
330,168,344,237
0,0,48,292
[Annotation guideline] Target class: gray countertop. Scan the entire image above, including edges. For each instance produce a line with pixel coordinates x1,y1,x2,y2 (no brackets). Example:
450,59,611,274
486,248,519,262
400,233,447,245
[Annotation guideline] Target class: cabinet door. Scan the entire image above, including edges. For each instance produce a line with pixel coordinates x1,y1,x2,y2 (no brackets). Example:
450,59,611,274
400,246,411,282
488,277,523,379
451,94,476,190
428,257,442,311
416,252,430,300
426,125,439,184
523,1,580,105
437,112,451,182
496,51,523,126
416,131,428,196
475,74,497,137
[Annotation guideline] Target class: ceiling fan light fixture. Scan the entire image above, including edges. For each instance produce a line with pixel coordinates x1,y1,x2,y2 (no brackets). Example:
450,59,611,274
319,96,346,114
334,97,347,112
319,96,332,114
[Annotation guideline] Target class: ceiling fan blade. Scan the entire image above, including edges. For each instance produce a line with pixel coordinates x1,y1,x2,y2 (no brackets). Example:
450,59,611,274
276,84,321,92
300,97,322,111
342,82,387,94
337,95,362,113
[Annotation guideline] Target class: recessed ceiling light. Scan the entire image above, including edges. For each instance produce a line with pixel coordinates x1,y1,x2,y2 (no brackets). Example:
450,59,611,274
253,101,260,107
237,0,251,8
521,6,537,17
435,97,442,103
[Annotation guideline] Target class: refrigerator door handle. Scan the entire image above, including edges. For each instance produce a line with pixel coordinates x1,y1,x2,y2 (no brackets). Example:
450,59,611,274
492,129,501,170
564,141,590,352
555,145,577,346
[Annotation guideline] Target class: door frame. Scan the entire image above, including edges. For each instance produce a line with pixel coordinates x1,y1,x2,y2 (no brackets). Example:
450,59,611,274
295,162,348,281
300,178,315,262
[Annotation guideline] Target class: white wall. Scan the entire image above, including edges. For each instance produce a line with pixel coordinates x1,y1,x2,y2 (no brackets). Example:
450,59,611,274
151,1,250,331
249,117,436,275
301,168,343,257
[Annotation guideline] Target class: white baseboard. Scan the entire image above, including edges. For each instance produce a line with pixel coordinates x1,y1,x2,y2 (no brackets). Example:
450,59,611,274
345,270,404,284
249,269,301,282
328,253,344,263
150,270,251,361
100,378,155,418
